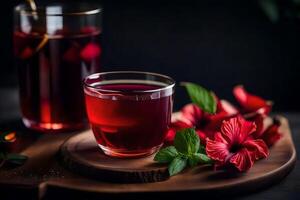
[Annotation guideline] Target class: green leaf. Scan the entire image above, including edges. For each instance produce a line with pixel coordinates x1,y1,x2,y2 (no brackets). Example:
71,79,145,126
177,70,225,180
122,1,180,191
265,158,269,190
154,146,178,163
198,145,206,154
188,154,201,167
188,153,213,167
168,156,187,176
6,154,28,165
198,153,213,164
174,128,200,155
181,82,217,114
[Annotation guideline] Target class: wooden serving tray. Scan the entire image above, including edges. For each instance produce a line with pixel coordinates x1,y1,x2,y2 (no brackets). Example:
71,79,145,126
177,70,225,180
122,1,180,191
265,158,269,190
0,116,296,198
58,116,296,190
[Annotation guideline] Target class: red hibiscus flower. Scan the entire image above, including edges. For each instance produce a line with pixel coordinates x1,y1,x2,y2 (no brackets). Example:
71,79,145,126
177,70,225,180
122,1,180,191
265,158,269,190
244,113,281,147
232,85,280,147
165,84,280,149
256,117,281,147
206,116,269,172
166,100,238,145
233,85,272,115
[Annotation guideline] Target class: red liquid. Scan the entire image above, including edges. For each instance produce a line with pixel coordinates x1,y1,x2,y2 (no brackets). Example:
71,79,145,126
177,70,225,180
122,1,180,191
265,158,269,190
14,28,101,132
84,83,173,157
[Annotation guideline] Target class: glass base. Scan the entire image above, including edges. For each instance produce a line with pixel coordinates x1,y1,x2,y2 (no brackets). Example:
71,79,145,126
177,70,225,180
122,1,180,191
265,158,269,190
22,118,87,133
98,144,163,158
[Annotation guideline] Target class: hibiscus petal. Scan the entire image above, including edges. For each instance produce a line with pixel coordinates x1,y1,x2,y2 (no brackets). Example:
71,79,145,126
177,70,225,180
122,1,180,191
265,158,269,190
219,99,239,115
204,115,230,142
165,129,176,144
233,85,272,114
80,43,102,61
180,103,203,126
243,139,269,160
214,131,229,144
220,117,240,144
229,148,254,172
206,112,232,132
245,113,274,140
221,116,256,144
206,138,230,163
203,102,238,140
196,129,207,145
245,113,265,138
238,116,257,139
260,123,281,147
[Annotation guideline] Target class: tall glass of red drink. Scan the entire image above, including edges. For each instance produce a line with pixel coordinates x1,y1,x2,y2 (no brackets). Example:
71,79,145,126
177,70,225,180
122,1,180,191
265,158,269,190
84,71,175,158
14,3,102,132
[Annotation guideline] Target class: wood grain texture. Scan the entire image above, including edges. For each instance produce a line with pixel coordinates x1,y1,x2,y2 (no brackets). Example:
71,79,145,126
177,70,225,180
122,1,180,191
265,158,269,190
57,116,296,190
59,132,169,183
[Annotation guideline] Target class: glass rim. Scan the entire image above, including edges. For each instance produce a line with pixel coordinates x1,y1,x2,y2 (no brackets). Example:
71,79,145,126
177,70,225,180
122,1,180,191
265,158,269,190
83,71,176,94
15,3,102,16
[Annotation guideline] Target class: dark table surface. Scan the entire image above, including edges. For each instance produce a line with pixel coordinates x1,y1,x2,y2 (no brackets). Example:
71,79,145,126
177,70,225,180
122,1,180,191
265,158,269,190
0,87,299,200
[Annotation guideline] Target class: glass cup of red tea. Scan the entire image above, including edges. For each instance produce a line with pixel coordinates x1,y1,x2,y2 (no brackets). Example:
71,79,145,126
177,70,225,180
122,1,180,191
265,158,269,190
83,71,175,158
14,3,102,132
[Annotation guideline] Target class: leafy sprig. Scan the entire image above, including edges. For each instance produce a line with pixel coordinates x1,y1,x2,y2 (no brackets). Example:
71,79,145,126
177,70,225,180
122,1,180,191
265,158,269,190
154,128,212,176
181,82,217,114
154,82,216,176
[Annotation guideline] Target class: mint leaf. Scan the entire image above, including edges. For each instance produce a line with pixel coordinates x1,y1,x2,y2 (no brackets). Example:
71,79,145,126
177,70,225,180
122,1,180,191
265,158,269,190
188,154,201,167
168,156,187,176
182,82,217,114
188,153,212,166
174,128,200,155
154,128,212,177
198,153,212,164
154,146,178,163
198,146,206,154
6,154,27,165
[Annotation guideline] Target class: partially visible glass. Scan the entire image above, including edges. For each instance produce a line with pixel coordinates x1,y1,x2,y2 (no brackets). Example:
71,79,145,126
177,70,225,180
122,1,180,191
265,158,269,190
14,3,102,132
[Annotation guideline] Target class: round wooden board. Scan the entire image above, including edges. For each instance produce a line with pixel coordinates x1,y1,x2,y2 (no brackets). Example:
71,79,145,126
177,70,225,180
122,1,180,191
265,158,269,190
57,116,296,194
59,131,169,183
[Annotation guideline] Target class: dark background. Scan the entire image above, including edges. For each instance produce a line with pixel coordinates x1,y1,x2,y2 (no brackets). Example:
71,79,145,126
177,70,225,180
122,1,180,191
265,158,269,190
2,0,300,111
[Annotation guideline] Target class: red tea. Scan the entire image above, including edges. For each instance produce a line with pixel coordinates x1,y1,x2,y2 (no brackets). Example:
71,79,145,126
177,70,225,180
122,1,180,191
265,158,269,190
84,83,174,157
14,28,101,132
